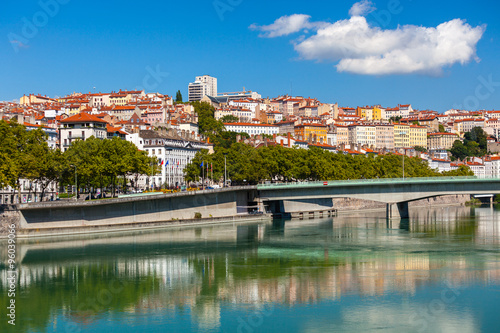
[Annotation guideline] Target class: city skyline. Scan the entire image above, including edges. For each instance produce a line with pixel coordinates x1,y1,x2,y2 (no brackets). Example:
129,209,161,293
2,0,500,112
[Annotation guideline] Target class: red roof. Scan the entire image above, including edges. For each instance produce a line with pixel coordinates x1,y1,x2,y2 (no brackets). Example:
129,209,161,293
60,112,108,124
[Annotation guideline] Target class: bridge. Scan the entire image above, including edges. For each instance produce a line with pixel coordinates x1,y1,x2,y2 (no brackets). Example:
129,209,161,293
256,177,500,219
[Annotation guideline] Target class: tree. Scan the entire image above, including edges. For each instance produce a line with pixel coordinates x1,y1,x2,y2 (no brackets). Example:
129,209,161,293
464,127,487,155
191,101,225,138
450,140,468,161
0,120,50,202
64,136,154,197
175,90,183,103
439,124,445,133
414,146,427,153
220,115,239,123
31,145,65,201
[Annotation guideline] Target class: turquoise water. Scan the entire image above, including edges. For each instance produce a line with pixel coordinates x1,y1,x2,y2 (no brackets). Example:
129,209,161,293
1,205,500,332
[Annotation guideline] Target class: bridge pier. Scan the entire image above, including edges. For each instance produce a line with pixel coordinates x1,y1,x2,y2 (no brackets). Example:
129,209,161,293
386,202,409,219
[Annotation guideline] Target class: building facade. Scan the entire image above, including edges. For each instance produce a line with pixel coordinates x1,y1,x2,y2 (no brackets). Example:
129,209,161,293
188,75,217,101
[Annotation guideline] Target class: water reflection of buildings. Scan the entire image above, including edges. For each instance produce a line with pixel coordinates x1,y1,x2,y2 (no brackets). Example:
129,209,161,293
1,205,500,330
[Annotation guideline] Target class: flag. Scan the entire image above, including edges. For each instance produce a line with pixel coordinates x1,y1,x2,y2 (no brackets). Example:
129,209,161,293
159,159,164,166
201,161,204,168
177,161,179,168
211,163,213,172
166,159,169,165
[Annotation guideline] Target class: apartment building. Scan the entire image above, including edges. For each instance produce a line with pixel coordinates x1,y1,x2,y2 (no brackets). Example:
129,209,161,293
224,122,278,136
394,124,411,148
375,124,394,149
295,123,328,143
409,125,427,149
348,124,376,147
188,75,217,101
59,112,108,152
427,132,458,150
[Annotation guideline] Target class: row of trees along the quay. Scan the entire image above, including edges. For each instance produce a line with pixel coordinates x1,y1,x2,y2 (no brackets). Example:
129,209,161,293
0,119,155,202
184,102,473,185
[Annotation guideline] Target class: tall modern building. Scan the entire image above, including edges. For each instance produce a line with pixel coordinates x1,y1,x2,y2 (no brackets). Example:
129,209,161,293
188,75,217,101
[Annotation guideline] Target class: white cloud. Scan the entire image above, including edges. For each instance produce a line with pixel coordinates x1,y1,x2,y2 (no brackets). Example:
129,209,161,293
249,14,327,38
250,9,486,76
294,17,485,75
349,0,376,17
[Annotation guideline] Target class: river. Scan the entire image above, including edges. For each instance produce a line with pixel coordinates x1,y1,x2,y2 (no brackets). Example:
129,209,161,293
1,205,500,332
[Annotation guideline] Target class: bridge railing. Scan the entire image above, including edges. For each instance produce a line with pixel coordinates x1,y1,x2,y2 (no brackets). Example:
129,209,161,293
256,176,485,189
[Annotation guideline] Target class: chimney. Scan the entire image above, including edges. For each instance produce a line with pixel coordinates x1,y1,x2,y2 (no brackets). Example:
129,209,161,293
273,133,276,141
280,139,284,147
287,132,291,147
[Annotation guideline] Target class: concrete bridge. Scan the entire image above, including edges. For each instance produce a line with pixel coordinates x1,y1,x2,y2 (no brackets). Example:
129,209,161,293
5,177,500,238
256,177,500,219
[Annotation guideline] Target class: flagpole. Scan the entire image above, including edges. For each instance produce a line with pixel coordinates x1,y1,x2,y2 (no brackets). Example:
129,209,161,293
202,161,205,191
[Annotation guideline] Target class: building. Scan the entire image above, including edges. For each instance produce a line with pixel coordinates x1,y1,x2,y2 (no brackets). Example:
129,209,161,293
224,122,278,136
295,123,327,144
139,129,209,188
217,90,261,101
59,112,108,152
275,120,295,135
427,132,459,150
348,124,376,147
188,75,217,102
454,118,485,136
375,124,394,149
394,124,411,148
334,125,349,146
409,125,427,149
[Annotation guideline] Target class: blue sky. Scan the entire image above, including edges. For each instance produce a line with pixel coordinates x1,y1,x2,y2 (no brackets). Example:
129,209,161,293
1,0,500,112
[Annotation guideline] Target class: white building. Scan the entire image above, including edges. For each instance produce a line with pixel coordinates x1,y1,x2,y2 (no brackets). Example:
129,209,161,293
139,130,209,188
217,90,261,101
188,75,217,101
59,112,108,152
223,122,279,136
348,124,376,147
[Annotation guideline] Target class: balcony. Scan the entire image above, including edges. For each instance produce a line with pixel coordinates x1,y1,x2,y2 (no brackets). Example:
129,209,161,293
68,134,85,140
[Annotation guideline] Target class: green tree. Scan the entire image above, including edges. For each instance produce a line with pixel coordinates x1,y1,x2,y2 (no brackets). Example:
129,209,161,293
64,136,154,197
439,124,445,133
0,120,50,202
414,146,427,153
464,127,487,155
31,146,65,201
450,140,468,161
175,90,183,103
191,101,225,138
220,115,239,123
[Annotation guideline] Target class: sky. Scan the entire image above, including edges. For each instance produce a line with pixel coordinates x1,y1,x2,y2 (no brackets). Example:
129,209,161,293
1,0,500,112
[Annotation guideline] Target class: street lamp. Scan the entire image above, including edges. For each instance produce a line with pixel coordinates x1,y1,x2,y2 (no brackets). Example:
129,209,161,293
223,152,228,188
70,164,77,201
166,148,173,189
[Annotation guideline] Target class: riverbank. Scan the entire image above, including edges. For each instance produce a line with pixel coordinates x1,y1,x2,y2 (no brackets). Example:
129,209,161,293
0,194,475,239
0,206,270,239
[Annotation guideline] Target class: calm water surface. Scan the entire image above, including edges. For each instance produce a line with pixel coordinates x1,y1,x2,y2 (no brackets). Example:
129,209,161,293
1,205,500,332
